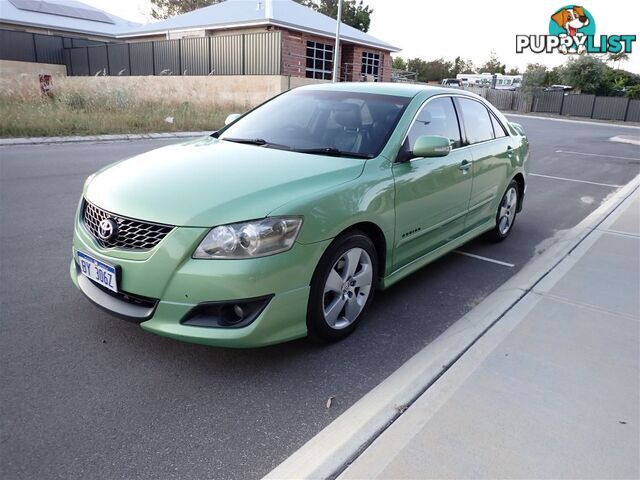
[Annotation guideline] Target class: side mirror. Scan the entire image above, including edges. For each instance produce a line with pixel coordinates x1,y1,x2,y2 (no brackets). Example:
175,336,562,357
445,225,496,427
412,135,451,158
224,113,242,126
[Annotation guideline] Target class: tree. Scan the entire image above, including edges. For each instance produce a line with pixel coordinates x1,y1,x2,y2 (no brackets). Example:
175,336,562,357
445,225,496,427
150,0,222,20
603,68,640,96
506,67,520,75
607,52,630,70
545,65,564,86
459,60,476,75
294,0,373,32
451,56,475,76
480,50,505,74
626,84,640,99
406,58,452,83
521,63,547,91
392,56,407,70
561,56,610,94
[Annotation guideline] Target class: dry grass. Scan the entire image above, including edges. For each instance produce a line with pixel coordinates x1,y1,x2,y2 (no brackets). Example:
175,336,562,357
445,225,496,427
0,76,245,138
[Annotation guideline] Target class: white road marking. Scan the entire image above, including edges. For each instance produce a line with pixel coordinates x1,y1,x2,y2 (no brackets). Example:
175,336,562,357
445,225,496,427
610,136,640,146
528,172,621,188
505,113,640,130
454,250,515,268
555,149,640,162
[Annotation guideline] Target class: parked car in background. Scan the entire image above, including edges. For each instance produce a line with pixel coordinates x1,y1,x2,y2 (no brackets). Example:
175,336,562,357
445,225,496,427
71,84,529,348
543,84,574,92
457,73,522,90
441,78,462,87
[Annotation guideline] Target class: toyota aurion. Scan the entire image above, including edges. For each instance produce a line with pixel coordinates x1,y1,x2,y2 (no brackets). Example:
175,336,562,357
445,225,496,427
71,83,528,347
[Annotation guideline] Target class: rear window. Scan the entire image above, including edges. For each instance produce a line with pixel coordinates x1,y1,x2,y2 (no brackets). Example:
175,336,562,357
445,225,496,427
457,97,494,144
491,114,508,138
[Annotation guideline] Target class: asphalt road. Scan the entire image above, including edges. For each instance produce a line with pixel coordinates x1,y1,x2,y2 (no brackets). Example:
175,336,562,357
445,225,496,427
1,117,638,480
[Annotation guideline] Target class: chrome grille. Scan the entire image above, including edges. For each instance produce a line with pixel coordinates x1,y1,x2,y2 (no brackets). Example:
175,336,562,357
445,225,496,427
82,200,174,250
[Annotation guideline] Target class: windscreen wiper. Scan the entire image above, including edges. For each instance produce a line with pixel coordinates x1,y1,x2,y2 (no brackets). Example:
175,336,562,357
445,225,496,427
222,137,268,145
294,147,373,159
221,137,293,151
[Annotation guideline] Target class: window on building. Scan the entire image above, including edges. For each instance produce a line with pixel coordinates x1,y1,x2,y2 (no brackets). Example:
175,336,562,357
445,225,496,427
361,52,380,80
306,41,333,80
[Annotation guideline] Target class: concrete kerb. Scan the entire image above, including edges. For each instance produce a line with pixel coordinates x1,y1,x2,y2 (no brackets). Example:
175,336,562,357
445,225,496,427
0,132,212,146
264,173,640,480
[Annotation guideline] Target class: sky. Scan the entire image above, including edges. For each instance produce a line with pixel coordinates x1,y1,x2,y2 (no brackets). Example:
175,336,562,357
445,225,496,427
82,0,639,73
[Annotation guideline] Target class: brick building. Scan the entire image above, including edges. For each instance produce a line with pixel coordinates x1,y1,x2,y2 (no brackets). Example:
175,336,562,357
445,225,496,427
122,0,398,81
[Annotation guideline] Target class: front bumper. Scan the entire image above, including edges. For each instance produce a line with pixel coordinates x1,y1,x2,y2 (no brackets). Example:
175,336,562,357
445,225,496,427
70,216,330,348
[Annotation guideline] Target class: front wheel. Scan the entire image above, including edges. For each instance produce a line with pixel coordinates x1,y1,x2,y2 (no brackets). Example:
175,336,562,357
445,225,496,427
488,180,519,242
307,232,378,342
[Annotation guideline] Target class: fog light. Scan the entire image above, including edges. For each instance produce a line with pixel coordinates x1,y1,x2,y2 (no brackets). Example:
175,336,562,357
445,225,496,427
181,295,273,328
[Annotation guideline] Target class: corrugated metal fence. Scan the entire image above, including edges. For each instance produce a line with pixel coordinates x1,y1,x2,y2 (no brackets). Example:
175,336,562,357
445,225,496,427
68,32,281,76
465,86,639,122
0,28,106,67
0,28,281,77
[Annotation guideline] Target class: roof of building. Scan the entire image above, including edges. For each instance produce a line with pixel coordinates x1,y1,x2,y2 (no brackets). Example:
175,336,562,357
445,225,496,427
0,0,139,36
120,0,399,52
0,0,399,52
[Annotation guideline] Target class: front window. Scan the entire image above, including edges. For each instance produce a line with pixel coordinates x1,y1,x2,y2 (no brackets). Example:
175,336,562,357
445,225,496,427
306,41,333,80
407,97,462,149
361,52,380,81
220,89,411,158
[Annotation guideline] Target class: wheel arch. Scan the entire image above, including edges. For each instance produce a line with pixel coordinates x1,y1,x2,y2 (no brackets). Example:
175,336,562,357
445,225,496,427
512,172,526,212
335,221,389,279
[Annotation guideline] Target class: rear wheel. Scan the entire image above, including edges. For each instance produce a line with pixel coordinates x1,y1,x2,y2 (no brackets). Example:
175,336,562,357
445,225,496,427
307,232,378,342
488,180,519,242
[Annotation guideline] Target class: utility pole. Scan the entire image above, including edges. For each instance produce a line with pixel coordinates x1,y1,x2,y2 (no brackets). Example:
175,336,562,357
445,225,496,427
332,0,343,82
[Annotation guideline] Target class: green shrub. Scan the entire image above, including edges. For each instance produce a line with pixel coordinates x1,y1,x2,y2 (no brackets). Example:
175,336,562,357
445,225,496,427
626,85,640,99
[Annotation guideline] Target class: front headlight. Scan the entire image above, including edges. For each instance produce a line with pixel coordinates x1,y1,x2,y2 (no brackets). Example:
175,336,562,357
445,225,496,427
193,217,303,259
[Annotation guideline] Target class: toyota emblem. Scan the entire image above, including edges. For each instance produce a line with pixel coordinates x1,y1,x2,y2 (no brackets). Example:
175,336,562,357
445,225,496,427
98,218,118,241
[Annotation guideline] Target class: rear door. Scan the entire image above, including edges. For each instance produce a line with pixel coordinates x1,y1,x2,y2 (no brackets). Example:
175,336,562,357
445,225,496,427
392,96,473,268
455,97,513,232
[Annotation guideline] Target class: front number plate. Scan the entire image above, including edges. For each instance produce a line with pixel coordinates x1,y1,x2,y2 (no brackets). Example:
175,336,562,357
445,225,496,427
77,251,118,293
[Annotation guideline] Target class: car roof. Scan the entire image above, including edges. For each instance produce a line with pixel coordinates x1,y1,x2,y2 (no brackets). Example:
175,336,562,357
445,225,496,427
296,82,475,99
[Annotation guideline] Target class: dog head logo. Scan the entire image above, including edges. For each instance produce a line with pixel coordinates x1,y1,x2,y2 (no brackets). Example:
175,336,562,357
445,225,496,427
549,5,596,54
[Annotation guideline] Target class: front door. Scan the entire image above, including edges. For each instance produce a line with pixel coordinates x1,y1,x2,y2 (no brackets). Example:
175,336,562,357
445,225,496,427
392,96,473,269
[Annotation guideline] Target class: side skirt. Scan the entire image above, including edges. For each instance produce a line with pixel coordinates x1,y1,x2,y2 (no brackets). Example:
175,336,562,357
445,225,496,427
379,220,495,289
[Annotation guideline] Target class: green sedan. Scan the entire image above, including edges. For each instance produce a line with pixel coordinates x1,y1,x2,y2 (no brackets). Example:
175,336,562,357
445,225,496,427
70,83,528,347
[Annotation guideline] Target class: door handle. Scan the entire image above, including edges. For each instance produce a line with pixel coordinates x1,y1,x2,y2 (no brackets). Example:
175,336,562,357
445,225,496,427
459,160,471,171
507,146,514,158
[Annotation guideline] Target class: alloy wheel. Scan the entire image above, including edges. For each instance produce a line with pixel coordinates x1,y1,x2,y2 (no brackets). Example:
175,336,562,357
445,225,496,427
322,247,373,329
498,186,518,235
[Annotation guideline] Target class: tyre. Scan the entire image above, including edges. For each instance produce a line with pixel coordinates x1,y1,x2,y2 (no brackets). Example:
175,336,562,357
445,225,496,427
307,231,378,342
488,179,519,242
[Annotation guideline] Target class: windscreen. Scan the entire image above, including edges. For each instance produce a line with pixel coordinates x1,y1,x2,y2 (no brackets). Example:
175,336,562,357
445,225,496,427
220,89,411,158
